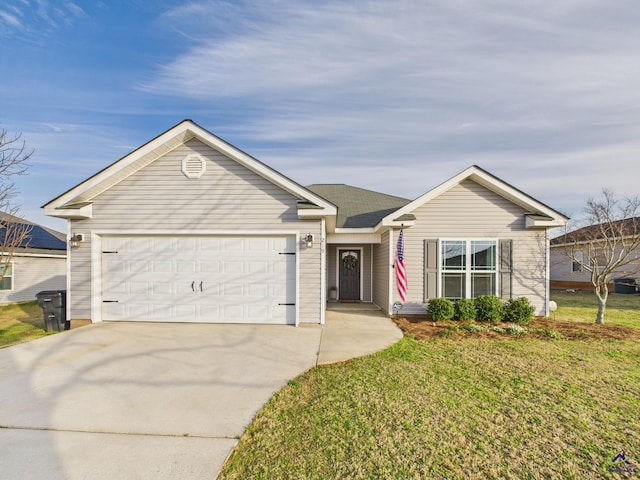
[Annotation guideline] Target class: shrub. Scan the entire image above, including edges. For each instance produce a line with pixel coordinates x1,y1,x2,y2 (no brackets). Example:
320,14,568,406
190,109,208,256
427,298,454,321
474,295,504,322
461,323,485,333
454,299,476,321
503,297,535,324
505,324,526,336
491,326,506,334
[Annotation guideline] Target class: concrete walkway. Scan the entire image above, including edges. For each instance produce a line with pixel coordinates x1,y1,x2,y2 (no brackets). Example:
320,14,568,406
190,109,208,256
0,310,401,479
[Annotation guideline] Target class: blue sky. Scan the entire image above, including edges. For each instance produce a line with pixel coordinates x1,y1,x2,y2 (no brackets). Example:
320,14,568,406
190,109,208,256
2,0,640,232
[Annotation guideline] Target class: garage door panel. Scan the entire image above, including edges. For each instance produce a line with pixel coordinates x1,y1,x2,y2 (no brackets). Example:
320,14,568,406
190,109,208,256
102,235,296,324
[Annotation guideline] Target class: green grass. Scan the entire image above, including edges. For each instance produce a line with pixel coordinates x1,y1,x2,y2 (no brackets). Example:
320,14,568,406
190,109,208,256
551,290,640,327
0,301,54,348
220,337,640,479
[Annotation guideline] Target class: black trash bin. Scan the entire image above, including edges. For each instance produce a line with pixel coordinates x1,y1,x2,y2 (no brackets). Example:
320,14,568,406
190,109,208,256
613,278,638,295
36,290,68,332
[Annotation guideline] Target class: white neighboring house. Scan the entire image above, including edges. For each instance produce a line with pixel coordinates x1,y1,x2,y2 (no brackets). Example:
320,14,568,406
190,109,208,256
0,214,67,304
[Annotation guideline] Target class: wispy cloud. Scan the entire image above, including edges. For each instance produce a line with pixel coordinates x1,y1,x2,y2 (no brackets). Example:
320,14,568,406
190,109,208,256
138,0,640,217
5,0,640,228
0,10,22,29
0,0,86,40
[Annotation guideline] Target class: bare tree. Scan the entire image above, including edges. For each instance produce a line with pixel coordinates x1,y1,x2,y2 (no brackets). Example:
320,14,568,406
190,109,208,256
558,189,640,324
0,129,33,281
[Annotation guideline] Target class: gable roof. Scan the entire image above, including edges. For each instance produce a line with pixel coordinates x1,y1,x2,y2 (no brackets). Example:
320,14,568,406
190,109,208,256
43,119,336,219
379,165,569,229
551,217,640,245
306,184,411,228
0,212,66,251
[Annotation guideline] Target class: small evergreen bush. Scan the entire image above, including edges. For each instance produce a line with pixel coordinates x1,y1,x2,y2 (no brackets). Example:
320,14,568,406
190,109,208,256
503,297,535,324
454,299,476,321
505,324,526,336
461,323,486,333
474,295,504,322
427,298,454,321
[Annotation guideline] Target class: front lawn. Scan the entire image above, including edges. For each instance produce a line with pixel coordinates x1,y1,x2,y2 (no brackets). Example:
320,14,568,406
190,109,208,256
0,301,53,348
551,290,640,327
220,336,640,479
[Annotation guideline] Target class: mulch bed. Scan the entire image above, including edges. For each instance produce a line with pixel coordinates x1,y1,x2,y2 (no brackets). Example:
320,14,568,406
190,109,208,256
394,316,640,341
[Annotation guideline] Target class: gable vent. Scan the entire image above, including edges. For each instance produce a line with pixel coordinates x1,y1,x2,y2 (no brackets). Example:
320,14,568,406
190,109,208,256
182,154,206,178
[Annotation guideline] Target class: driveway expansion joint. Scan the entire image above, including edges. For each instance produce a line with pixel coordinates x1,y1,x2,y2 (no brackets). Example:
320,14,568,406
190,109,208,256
0,425,240,440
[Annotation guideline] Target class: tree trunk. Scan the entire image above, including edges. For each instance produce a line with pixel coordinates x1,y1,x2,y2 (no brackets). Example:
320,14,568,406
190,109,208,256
594,283,608,325
595,297,606,324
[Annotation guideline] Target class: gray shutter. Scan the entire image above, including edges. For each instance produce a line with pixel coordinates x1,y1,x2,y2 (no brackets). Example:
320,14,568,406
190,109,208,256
424,239,438,301
500,239,512,300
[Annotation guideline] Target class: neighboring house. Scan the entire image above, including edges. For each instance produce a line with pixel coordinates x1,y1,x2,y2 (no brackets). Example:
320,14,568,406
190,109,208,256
0,214,66,304
43,120,567,325
550,218,640,291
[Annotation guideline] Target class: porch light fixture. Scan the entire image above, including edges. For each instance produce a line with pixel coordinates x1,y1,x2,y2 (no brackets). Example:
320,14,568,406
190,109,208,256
69,234,84,248
305,233,314,248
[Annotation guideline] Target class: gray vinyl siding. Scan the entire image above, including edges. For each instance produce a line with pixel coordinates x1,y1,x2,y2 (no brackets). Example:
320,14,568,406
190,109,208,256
372,230,391,314
69,138,322,323
326,244,373,302
399,180,549,315
550,244,640,284
0,255,66,304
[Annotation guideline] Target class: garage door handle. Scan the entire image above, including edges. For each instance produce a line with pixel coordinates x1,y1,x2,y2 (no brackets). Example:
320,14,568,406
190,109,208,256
200,281,203,292
191,281,195,292
103,300,119,303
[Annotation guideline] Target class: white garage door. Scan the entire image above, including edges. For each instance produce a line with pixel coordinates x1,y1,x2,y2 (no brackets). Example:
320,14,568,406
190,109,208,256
101,235,296,324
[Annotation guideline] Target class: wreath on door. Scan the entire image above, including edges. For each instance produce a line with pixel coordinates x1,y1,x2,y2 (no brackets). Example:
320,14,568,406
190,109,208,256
342,254,358,270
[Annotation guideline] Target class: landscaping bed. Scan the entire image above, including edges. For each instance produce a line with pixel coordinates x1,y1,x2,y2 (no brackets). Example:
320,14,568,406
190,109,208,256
395,316,640,341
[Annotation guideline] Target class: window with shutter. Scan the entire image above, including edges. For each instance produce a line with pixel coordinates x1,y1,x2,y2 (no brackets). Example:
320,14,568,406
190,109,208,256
431,239,503,300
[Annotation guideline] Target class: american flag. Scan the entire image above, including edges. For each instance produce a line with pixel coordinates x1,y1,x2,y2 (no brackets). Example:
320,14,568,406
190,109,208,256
396,229,407,302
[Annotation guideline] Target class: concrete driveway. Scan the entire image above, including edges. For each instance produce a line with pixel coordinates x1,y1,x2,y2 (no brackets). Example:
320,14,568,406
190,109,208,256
0,312,402,479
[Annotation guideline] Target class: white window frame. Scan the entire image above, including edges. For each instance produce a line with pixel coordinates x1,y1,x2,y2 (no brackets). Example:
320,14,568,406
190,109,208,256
0,262,13,291
439,239,498,299
572,249,584,272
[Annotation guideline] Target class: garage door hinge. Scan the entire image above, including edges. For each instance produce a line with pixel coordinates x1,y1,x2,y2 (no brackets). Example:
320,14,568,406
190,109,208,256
278,303,295,306
103,300,119,303
102,251,119,254
279,252,295,255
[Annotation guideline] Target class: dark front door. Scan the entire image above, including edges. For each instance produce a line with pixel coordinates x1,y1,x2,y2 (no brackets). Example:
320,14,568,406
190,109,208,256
339,250,360,301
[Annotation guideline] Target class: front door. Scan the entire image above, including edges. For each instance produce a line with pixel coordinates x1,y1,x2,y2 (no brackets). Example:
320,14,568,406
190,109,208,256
339,250,360,301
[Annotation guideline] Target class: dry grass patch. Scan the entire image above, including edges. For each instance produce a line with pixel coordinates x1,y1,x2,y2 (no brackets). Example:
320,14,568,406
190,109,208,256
219,337,640,479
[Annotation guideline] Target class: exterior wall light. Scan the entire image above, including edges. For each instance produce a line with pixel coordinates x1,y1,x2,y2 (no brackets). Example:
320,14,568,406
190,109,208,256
69,233,84,248
305,233,314,248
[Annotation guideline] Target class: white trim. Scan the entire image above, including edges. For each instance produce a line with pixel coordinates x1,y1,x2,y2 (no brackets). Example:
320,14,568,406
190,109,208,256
91,232,102,322
438,238,499,299
327,232,381,244
44,120,336,218
67,221,72,322
370,244,374,303
0,252,66,259
336,247,364,301
545,230,550,317
295,233,300,327
320,218,326,325
378,166,568,230
45,204,92,219
90,231,300,325
388,229,394,313
181,153,206,178
90,229,303,236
